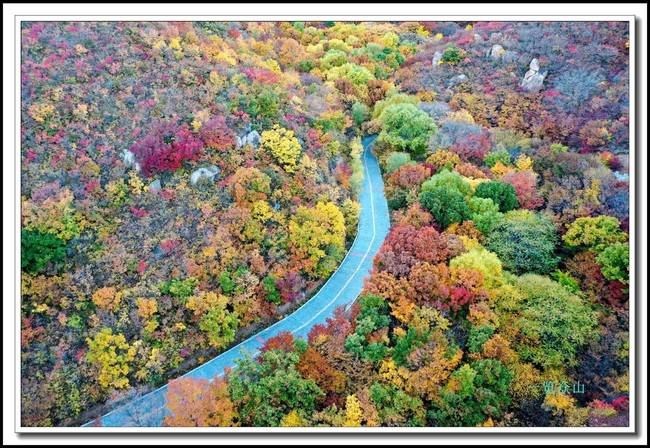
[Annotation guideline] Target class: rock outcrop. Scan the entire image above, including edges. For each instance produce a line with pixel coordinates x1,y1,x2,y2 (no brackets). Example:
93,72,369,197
449,73,468,87
190,165,221,186
520,58,547,92
236,130,261,149
148,179,161,193
488,44,506,60
121,149,140,172
431,50,443,67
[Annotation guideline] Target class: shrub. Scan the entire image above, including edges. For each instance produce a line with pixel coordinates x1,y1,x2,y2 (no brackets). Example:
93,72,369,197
130,121,203,177
441,45,464,64
21,229,66,274
159,277,198,299
199,116,235,151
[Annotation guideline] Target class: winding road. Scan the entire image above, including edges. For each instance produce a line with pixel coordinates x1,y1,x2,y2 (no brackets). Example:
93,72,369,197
86,135,390,427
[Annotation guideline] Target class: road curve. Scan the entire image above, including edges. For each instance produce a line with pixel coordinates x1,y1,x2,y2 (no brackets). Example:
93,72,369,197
86,135,390,427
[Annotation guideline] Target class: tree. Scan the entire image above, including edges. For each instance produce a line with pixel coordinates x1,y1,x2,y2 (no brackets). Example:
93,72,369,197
164,376,237,427
420,169,472,197
369,382,425,426
228,350,323,426
348,137,365,197
320,48,348,70
261,125,302,173
344,394,363,426
21,229,66,274
387,164,430,191
262,275,282,304
565,251,626,309
562,216,627,253
474,181,520,213
351,102,370,126
419,187,471,229
484,150,511,168
374,224,460,277
407,262,452,308
327,62,375,83
430,360,512,426
515,274,598,370
378,103,437,159
91,286,123,312
501,170,543,210
449,247,503,289
450,132,492,164
260,331,295,355
85,328,135,390
288,201,346,279
159,277,197,299
276,271,305,303
296,347,346,394
596,242,629,285
345,295,391,363
468,197,503,235
485,210,560,275
341,199,361,240
426,150,461,173
280,410,307,427
186,292,239,349
385,152,413,174
228,167,272,205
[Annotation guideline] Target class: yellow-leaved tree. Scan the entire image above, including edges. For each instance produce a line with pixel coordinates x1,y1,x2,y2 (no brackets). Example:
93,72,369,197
343,394,363,427
261,125,302,173
85,327,135,390
186,291,239,350
288,201,346,279
280,410,307,427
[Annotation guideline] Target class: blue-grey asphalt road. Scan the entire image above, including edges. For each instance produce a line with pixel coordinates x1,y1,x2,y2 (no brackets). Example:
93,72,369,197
86,135,390,427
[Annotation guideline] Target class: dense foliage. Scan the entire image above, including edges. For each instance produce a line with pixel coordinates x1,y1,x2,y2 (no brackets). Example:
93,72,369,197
21,20,629,428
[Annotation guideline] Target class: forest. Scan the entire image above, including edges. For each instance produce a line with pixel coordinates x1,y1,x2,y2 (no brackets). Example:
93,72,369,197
20,20,630,427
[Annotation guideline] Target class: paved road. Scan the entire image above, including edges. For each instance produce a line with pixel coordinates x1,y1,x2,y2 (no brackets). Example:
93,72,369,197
86,135,390,427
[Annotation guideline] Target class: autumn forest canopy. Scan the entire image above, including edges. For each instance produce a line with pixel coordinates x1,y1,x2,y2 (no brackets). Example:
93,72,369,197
20,20,630,428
